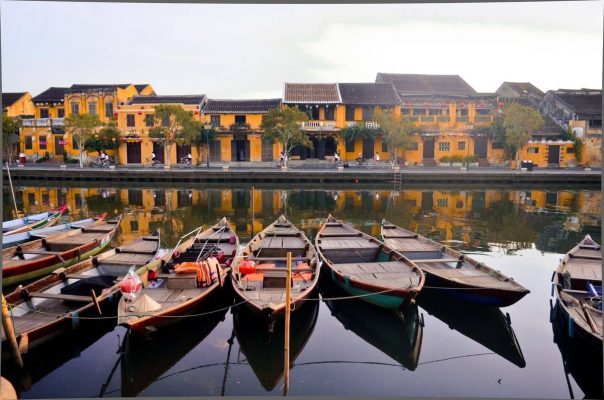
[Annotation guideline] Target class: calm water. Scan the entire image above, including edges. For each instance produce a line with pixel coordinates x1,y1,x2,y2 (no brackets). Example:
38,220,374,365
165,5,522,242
2,184,602,398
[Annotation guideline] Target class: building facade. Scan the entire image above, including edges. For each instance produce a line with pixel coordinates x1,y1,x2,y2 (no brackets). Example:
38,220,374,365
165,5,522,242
2,92,34,117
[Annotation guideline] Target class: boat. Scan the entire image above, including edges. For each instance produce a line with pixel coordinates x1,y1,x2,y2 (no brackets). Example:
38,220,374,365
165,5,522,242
118,217,238,333
315,215,424,309
2,215,122,287
2,204,69,236
320,274,423,371
381,220,529,307
230,215,320,320
233,294,319,391
551,298,603,399
2,230,161,353
2,212,108,249
120,292,231,397
416,289,526,368
551,235,602,353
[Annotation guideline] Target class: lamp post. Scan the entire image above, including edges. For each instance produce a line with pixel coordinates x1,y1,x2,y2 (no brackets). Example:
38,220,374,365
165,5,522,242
204,124,211,168
466,123,473,170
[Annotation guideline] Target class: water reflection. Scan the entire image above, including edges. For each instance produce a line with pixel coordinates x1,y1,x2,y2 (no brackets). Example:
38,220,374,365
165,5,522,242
233,298,319,391
119,292,231,397
320,274,423,371
417,289,526,368
550,300,603,399
6,187,599,254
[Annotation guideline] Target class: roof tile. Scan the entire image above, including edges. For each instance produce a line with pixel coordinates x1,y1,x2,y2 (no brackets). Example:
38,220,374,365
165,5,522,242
376,73,476,96
204,99,281,114
338,83,400,105
283,83,341,104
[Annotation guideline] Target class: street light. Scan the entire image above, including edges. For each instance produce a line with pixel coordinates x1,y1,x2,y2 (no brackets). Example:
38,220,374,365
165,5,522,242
204,124,211,168
466,123,474,170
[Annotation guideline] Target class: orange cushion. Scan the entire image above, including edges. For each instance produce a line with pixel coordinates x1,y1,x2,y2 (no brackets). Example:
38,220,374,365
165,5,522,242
243,272,264,282
255,263,276,271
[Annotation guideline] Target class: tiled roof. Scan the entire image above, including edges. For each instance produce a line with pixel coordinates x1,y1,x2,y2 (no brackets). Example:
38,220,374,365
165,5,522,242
32,87,69,104
134,84,150,93
1,92,27,108
67,84,131,93
338,83,400,105
204,99,281,114
129,95,206,105
515,98,565,137
376,73,476,96
283,83,341,104
502,82,544,98
554,90,602,116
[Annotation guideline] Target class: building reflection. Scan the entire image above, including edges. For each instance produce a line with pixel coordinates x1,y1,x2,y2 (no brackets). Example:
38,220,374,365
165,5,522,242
9,186,600,253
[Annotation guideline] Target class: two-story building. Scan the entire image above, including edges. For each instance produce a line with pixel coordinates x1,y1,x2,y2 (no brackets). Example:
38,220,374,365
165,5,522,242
376,73,500,166
115,95,207,165
201,98,282,162
540,89,601,166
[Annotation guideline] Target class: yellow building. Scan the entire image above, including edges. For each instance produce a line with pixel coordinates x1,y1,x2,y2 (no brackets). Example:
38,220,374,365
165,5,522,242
201,98,282,162
116,95,207,165
2,92,34,117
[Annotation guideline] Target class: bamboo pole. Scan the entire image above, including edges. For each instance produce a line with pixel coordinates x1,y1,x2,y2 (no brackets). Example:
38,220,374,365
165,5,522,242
1,294,23,368
5,162,20,218
251,186,255,237
283,251,292,396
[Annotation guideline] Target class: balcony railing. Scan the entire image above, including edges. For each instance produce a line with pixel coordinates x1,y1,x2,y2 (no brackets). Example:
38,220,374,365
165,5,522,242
21,118,64,128
229,123,251,130
345,121,380,129
437,116,450,123
36,118,50,127
302,120,337,130
457,116,469,123
51,118,65,126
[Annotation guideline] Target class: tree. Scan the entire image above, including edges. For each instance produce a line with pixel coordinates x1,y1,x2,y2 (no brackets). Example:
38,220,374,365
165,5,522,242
261,107,311,166
64,113,102,168
503,103,543,166
192,124,216,166
86,119,120,156
2,115,21,164
148,105,198,165
373,109,418,165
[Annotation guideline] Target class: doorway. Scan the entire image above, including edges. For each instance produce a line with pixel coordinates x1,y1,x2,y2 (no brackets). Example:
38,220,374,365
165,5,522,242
54,136,64,156
422,138,435,159
126,142,141,164
231,139,250,161
362,138,374,160
548,145,560,166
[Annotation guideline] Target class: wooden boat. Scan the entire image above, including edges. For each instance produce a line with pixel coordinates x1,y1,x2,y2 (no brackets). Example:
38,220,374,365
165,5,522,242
551,235,602,352
230,215,320,320
2,230,161,353
2,204,69,236
551,298,603,399
2,215,122,287
417,289,526,368
120,292,230,397
118,217,238,333
233,294,319,391
381,220,530,307
315,215,424,309
2,212,108,249
320,274,423,370
2,216,122,287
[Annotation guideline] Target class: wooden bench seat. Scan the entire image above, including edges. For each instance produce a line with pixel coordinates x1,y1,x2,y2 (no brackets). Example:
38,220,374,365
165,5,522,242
27,291,93,302
414,258,461,264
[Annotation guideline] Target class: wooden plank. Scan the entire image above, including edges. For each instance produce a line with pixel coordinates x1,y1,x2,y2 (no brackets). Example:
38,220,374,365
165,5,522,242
16,250,64,255
414,258,460,263
28,292,92,302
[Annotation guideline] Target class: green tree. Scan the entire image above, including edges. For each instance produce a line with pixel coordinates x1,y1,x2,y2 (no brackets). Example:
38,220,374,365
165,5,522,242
148,105,198,165
193,124,216,166
503,103,543,165
373,109,418,165
2,115,21,164
85,119,120,156
261,107,311,166
64,113,102,168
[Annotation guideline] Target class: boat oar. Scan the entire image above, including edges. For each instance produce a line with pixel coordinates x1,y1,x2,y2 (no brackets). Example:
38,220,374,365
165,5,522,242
5,162,21,218
2,294,23,368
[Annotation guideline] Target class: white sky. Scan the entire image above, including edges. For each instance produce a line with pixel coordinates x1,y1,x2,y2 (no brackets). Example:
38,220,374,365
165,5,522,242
1,1,602,99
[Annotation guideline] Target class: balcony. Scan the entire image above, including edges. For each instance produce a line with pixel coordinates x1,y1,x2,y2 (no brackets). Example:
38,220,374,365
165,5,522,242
302,120,337,130
51,118,65,126
344,121,380,129
229,123,251,131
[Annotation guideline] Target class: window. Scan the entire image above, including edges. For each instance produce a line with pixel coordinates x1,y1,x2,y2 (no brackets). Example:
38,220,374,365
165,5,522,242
437,198,449,207
235,115,246,124
57,108,65,118
457,108,468,116
71,103,79,115
458,141,466,150
161,115,170,127
130,220,139,232
527,147,539,154
39,136,47,150
305,106,319,120
127,114,135,127
362,106,374,121
27,193,35,204
88,102,97,115
25,136,32,150
439,142,450,151
589,119,602,128
211,115,221,127
428,109,440,116
40,108,49,118
105,102,114,118
345,106,356,121
324,106,335,121
145,114,154,127
412,108,425,115
381,138,388,152
401,108,411,115
345,139,355,152
566,147,575,154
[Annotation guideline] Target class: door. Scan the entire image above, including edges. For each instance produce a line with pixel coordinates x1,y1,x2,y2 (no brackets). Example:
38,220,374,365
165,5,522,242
210,140,221,162
362,138,374,160
126,142,141,164
422,138,435,159
421,191,434,211
474,137,488,158
152,142,164,163
231,140,250,161
176,145,191,162
548,145,560,166
54,136,64,156
261,140,273,161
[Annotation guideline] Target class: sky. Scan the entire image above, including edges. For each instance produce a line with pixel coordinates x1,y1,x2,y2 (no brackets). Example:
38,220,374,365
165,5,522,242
1,1,602,99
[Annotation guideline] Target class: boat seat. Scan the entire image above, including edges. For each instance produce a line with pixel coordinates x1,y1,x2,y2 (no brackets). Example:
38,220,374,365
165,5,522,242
26,291,93,302
414,258,461,264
